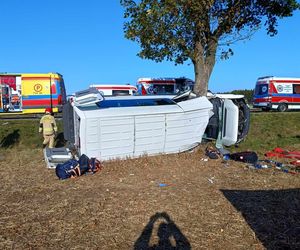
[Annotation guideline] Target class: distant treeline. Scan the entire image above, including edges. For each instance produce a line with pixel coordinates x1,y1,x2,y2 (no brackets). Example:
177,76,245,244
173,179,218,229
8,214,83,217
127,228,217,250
219,89,254,104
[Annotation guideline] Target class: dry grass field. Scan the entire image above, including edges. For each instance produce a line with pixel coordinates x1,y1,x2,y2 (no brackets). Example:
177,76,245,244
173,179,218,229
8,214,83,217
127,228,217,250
0,144,299,249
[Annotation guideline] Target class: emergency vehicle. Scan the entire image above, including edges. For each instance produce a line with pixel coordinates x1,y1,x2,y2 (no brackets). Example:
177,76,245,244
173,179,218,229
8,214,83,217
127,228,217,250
137,77,194,95
0,72,66,114
253,76,300,112
90,84,137,96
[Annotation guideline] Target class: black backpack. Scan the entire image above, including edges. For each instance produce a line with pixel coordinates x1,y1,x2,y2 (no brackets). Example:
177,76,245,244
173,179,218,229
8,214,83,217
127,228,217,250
229,151,258,164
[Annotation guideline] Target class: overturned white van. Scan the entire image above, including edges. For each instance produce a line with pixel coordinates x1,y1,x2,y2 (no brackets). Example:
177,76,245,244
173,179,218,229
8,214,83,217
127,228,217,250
58,88,250,162
62,90,211,160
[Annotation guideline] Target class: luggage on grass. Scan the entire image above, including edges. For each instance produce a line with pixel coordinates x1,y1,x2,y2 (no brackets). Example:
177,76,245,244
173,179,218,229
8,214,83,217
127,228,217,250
55,154,102,180
229,151,258,164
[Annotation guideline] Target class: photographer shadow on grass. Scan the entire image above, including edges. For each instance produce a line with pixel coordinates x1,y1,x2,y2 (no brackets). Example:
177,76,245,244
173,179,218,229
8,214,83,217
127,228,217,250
0,129,20,148
134,212,191,250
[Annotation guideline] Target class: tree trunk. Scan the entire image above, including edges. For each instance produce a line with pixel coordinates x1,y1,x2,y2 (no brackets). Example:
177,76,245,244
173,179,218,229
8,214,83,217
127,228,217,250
192,40,217,96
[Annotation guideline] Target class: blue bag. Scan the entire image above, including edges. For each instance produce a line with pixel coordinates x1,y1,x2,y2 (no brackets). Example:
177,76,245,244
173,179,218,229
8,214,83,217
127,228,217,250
55,159,79,180
77,154,100,174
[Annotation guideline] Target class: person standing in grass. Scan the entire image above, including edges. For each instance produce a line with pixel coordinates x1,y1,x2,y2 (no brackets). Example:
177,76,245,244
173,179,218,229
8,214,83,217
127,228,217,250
39,107,57,148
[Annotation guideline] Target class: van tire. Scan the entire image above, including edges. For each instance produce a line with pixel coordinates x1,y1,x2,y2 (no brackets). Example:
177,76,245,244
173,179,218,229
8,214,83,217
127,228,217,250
277,103,288,112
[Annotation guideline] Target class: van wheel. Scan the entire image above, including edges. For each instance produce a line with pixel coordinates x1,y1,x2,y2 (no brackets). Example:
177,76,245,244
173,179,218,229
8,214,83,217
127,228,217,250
277,103,288,112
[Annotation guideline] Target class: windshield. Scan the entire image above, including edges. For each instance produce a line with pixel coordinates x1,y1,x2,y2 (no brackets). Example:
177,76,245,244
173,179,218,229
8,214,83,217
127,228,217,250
255,83,268,95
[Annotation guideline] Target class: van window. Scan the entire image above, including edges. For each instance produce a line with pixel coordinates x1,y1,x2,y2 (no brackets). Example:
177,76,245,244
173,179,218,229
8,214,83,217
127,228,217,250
112,90,130,96
255,84,268,95
96,98,175,109
51,82,57,94
152,84,175,94
59,78,67,103
293,84,300,94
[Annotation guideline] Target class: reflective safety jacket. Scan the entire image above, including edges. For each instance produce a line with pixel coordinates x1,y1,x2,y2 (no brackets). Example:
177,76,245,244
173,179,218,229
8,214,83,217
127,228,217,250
39,114,58,135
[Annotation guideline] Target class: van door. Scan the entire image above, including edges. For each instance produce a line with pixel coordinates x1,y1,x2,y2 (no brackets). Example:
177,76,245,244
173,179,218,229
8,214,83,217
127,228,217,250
293,83,300,108
1,85,11,112
220,99,239,146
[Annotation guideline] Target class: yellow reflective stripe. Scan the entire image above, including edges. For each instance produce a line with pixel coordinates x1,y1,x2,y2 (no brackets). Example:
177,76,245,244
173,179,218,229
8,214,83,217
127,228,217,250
44,128,54,132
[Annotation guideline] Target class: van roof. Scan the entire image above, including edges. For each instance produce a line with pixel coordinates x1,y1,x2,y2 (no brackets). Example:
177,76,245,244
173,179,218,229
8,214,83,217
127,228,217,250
257,76,300,81
90,84,137,89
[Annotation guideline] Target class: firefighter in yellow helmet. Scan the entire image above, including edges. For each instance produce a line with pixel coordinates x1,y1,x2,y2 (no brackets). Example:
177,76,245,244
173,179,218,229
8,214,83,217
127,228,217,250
39,107,57,148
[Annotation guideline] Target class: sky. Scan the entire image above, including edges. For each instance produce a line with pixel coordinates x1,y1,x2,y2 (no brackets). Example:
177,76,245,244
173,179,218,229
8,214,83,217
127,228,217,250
0,1,300,95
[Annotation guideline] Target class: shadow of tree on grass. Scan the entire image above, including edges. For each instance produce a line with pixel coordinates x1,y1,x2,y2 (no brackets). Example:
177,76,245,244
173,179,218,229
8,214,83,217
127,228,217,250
221,189,300,249
0,129,20,148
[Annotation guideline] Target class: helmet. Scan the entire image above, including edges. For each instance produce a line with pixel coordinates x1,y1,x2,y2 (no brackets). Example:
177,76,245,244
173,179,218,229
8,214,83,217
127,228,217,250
45,107,52,114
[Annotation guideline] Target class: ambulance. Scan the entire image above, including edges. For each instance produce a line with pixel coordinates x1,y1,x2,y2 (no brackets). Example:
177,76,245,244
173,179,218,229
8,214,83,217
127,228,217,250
0,72,66,114
89,84,137,96
137,77,194,95
253,76,300,112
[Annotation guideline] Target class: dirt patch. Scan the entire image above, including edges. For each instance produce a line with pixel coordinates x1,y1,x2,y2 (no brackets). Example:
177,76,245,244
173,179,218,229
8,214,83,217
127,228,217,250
0,146,299,249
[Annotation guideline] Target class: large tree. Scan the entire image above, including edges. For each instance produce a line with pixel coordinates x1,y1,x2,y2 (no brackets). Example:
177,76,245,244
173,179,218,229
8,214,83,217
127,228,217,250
121,0,299,96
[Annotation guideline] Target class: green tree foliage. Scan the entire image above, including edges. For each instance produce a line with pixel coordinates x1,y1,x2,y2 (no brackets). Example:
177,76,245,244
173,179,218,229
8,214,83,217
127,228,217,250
121,0,300,96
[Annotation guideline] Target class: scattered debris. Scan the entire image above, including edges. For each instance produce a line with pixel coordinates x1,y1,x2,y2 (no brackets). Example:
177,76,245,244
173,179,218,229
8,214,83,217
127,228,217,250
158,183,168,187
207,177,215,184
207,147,300,175
265,148,300,160
248,159,300,174
205,146,220,159
291,160,300,166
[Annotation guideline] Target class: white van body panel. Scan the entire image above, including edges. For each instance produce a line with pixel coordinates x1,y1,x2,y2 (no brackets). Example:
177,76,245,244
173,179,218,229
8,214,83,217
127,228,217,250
73,96,213,160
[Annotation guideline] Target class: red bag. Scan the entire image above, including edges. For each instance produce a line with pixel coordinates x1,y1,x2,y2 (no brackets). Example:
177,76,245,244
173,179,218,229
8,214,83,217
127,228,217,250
265,148,300,160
